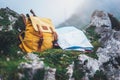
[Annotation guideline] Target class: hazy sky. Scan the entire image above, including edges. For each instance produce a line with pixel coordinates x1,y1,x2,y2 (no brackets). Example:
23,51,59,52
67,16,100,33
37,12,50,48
0,0,82,26
0,0,120,27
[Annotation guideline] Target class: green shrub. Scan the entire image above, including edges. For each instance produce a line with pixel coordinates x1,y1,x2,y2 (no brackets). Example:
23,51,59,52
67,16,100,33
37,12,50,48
0,31,19,55
35,49,80,80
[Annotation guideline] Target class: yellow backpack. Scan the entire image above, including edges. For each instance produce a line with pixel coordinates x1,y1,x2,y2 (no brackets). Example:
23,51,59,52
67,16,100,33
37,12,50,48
19,11,58,53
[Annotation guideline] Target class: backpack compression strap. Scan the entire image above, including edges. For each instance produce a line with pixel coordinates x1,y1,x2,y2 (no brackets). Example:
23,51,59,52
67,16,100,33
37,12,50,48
50,27,58,48
26,13,44,52
21,14,27,26
50,27,58,41
30,9,44,51
36,24,43,52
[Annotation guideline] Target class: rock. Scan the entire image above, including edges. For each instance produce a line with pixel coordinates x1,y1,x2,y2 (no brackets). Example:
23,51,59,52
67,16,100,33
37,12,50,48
113,31,120,41
0,7,25,54
18,73,25,80
78,54,100,76
44,67,56,80
18,53,57,80
6,57,10,61
0,16,3,19
90,10,112,29
0,75,3,80
18,53,45,80
90,10,120,80
76,10,120,80
23,53,40,61
66,62,74,80
0,26,3,31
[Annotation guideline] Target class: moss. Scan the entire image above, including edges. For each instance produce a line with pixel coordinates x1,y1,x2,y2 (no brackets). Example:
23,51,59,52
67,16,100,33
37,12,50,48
73,58,85,80
36,49,80,68
35,49,81,80
14,16,25,31
32,69,45,80
0,57,26,80
0,31,19,55
85,26,102,59
89,70,107,80
0,9,11,26
86,26,100,43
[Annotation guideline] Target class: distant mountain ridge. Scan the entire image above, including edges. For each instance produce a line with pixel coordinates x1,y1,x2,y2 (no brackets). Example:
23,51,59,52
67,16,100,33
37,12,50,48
57,0,120,29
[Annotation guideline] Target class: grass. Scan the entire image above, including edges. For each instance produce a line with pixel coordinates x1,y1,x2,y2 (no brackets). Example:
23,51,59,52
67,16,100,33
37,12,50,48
0,7,103,80
35,49,81,80
0,23,102,80
35,48,100,80
0,48,101,80
85,26,101,59
0,56,26,80
36,49,81,67
0,49,81,80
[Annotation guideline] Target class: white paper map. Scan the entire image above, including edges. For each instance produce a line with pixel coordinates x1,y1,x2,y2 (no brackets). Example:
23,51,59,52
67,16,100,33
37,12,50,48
56,26,93,51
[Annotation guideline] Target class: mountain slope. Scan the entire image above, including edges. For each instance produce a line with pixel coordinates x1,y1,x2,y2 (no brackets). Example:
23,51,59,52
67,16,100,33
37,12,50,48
0,7,120,80
0,7,25,54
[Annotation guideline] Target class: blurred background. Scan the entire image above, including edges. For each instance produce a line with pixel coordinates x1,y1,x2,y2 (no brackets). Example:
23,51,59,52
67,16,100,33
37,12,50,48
0,0,120,28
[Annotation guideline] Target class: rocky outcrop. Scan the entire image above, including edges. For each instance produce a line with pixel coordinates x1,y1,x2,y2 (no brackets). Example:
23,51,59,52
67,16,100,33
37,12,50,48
1,8,119,80
17,10,120,80
0,7,19,31
18,53,56,80
91,10,112,29
0,7,25,54
87,10,120,80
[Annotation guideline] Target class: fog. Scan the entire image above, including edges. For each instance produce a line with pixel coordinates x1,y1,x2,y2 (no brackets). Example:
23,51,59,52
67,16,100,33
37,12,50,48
59,0,120,28
0,0,120,27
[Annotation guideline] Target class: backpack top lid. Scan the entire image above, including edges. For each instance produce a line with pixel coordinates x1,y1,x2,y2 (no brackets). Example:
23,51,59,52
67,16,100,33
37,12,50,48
30,16,55,33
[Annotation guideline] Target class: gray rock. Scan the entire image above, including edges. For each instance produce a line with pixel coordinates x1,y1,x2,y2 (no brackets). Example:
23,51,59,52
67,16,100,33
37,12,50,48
44,67,56,80
18,53,45,80
66,62,74,80
90,10,120,80
0,75,3,80
18,53,57,80
90,10,112,29
113,31,120,41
